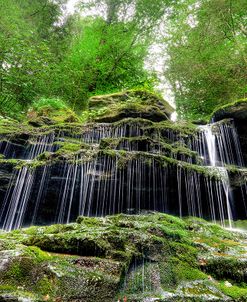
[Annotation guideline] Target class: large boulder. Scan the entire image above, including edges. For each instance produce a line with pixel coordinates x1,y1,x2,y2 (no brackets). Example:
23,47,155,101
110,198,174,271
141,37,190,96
212,100,247,122
27,99,80,126
0,214,247,301
88,90,175,122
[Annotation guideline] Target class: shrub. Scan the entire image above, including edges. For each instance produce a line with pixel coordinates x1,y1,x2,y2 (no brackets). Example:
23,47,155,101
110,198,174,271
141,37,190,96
31,98,68,112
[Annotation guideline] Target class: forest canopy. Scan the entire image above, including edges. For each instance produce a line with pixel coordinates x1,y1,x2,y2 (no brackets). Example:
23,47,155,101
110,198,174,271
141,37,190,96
0,0,246,120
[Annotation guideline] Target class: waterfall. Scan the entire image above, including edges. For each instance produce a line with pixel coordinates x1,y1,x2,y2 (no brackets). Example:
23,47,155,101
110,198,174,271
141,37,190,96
0,166,34,231
220,168,233,228
194,120,244,167
201,125,218,167
199,123,234,227
0,117,246,230
27,133,55,159
0,132,55,160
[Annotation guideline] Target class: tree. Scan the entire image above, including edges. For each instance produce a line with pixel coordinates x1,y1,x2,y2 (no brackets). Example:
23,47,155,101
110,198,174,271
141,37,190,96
165,0,247,120
50,0,171,109
0,0,68,117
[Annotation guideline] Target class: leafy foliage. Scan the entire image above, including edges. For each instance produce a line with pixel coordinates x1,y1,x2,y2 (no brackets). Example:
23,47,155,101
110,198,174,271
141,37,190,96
0,0,68,115
1,0,246,120
50,0,170,109
165,0,247,120
0,0,165,115
53,17,153,108
31,98,68,112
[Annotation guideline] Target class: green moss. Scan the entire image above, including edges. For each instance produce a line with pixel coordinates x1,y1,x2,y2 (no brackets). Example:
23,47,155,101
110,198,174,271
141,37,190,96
1,213,247,301
98,148,223,179
26,246,52,262
159,213,187,228
159,257,207,291
217,282,247,299
211,98,247,121
26,159,48,170
144,120,198,138
55,142,82,153
0,158,21,167
0,286,37,300
33,276,53,296
204,257,246,282
99,136,201,163
4,262,25,280
185,217,235,241
232,220,247,230
0,285,17,291
175,261,207,281
89,89,174,111
28,97,80,125
0,158,49,170
2,256,38,286
76,216,102,226
88,89,174,123
0,119,31,136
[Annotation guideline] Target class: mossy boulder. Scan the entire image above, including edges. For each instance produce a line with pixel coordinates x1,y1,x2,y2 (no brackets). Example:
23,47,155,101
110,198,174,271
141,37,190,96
88,90,175,122
0,213,247,301
99,136,200,164
27,100,80,126
212,99,247,122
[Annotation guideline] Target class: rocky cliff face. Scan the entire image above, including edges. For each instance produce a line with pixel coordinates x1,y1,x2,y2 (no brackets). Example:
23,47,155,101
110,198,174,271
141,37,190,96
0,91,247,301
212,100,247,164
0,91,246,229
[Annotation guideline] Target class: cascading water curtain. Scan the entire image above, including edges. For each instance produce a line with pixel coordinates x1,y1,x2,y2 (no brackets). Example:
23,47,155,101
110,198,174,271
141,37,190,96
0,166,34,231
0,118,246,230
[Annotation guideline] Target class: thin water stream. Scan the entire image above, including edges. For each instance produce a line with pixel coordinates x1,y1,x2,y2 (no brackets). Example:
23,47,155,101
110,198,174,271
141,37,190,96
199,124,233,228
0,119,245,230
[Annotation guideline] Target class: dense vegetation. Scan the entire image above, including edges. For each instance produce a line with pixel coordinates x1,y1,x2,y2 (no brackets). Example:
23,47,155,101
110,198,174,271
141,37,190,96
165,0,247,120
0,0,246,120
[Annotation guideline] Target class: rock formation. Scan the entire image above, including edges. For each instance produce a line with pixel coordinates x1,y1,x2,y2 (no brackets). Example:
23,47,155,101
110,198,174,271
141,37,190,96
0,90,247,301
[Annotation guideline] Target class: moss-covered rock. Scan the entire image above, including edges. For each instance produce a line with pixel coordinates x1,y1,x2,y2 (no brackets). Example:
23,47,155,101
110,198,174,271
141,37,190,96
212,99,247,122
0,213,247,301
27,99,80,126
88,90,175,122
99,136,201,164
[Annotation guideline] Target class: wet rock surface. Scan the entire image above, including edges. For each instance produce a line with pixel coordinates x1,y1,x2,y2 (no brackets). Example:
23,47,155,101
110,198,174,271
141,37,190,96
0,93,247,301
0,214,247,301
212,100,247,164
1,113,247,228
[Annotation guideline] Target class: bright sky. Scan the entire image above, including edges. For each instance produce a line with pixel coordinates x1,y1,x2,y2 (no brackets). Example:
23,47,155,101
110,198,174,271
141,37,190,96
66,0,79,14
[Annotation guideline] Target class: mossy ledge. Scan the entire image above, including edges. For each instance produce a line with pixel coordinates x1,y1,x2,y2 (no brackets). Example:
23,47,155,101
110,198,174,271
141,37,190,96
0,148,228,180
211,99,247,122
0,213,247,301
